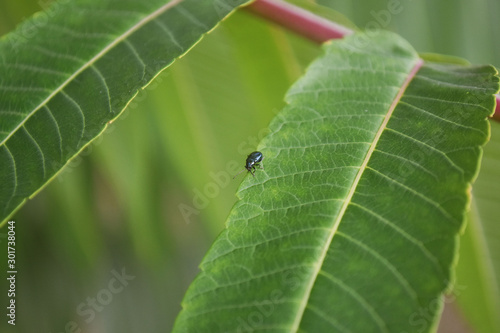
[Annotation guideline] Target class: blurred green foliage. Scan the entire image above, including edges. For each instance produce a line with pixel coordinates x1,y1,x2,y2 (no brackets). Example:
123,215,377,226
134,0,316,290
0,0,498,332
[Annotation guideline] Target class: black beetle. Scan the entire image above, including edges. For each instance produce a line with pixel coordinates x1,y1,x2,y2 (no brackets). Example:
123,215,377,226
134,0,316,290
233,151,264,179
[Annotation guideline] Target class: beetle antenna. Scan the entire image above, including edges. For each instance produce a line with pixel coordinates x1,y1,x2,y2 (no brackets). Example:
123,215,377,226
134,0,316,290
232,168,247,179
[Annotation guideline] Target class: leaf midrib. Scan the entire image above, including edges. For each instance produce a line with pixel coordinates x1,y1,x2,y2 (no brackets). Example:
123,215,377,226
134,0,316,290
0,0,183,146
290,57,424,332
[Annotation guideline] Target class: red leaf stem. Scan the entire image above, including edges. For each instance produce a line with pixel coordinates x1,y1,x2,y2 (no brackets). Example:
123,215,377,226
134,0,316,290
494,95,500,121
244,0,353,43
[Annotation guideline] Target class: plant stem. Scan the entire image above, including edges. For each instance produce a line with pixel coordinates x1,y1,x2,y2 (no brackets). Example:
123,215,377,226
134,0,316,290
494,95,500,121
244,0,353,43
245,0,500,122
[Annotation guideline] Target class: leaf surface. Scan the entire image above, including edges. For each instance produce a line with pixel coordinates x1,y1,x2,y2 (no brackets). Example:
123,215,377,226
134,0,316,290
0,0,250,225
173,31,499,333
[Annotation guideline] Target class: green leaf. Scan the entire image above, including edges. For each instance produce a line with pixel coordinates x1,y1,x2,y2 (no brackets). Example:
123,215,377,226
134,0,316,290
173,31,499,332
0,0,250,225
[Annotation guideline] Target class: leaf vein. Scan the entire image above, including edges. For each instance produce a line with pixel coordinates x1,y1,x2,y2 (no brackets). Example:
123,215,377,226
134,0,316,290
2,144,18,215
349,202,446,280
403,95,492,113
366,166,458,225
30,45,85,64
318,271,389,333
373,149,439,180
203,227,330,266
4,63,70,77
153,19,184,51
337,231,418,302
44,106,63,161
60,91,85,148
44,22,113,40
180,298,299,322
22,125,46,178
415,73,494,91
384,127,465,175
185,264,314,304
173,4,209,29
399,101,487,135
123,39,146,81
305,304,352,333
90,65,112,114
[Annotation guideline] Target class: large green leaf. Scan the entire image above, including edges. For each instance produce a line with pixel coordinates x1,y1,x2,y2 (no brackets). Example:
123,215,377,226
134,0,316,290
0,0,250,226
173,31,499,332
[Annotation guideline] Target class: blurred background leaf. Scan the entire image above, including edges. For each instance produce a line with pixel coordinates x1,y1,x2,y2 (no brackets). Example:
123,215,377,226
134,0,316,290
0,0,498,332
454,122,500,333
